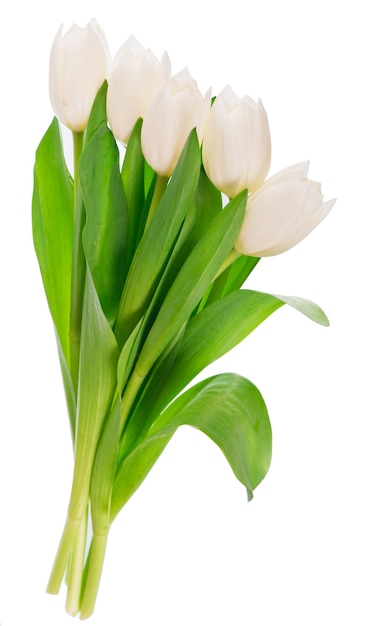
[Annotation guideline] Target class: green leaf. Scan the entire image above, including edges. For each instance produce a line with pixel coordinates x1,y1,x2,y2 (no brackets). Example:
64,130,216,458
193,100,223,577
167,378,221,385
273,294,330,326
121,118,146,266
69,267,118,519
115,129,201,346
79,123,128,326
206,255,260,305
56,334,77,441
111,373,271,518
117,317,145,394
32,117,73,366
116,204,197,402
84,81,108,146
90,396,121,535
139,170,219,319
186,166,222,249
121,289,329,457
112,431,172,520
140,168,221,307
164,289,328,400
132,290,283,422
133,190,248,380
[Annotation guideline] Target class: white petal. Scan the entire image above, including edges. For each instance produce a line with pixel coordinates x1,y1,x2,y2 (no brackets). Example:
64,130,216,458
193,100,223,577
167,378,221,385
262,161,310,189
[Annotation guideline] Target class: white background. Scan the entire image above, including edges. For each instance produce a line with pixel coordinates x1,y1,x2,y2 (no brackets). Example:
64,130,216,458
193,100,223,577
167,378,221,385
0,1,390,624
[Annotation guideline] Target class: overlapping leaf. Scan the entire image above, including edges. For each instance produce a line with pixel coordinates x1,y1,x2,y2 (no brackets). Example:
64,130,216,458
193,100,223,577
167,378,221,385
133,190,247,380
115,129,201,346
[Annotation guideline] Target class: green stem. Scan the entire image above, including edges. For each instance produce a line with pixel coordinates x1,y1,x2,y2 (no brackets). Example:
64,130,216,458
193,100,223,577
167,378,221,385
70,131,86,392
145,174,168,229
46,515,83,595
197,249,242,313
120,367,146,432
79,532,109,620
65,508,88,616
73,131,84,201
214,248,241,280
47,440,96,601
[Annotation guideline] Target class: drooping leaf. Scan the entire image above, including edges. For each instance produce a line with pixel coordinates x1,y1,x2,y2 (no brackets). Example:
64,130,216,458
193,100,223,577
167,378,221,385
32,117,73,366
79,123,128,326
157,290,329,406
111,373,271,519
273,294,329,326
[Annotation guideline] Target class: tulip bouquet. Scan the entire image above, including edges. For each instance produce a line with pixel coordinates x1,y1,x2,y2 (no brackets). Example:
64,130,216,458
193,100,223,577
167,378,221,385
32,19,334,620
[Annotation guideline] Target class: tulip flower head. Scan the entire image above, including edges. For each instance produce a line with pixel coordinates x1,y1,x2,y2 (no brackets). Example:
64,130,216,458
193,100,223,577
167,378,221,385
141,68,212,176
49,19,111,132
202,86,271,198
107,36,171,145
235,162,335,257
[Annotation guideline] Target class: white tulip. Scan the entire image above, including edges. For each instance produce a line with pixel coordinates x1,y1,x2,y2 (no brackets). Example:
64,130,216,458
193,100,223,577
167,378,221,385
141,68,212,176
202,85,271,198
107,36,171,145
235,162,335,257
49,19,111,132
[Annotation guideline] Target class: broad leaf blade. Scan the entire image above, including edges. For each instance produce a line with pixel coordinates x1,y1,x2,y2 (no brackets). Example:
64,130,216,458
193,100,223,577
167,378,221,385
111,373,271,519
79,123,128,326
32,117,73,365
153,373,272,500
123,290,328,455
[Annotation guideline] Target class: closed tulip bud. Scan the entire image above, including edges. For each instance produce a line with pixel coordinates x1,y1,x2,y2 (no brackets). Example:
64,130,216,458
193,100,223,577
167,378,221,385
235,162,335,257
107,36,171,145
49,19,111,132
202,86,271,198
141,68,212,176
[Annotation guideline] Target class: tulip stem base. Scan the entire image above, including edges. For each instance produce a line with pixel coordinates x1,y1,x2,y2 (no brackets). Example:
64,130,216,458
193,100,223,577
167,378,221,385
79,532,109,620
47,512,110,619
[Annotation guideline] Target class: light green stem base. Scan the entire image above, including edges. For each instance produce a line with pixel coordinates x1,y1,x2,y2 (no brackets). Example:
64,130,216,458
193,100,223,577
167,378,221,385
47,513,110,619
79,532,109,620
46,515,83,596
